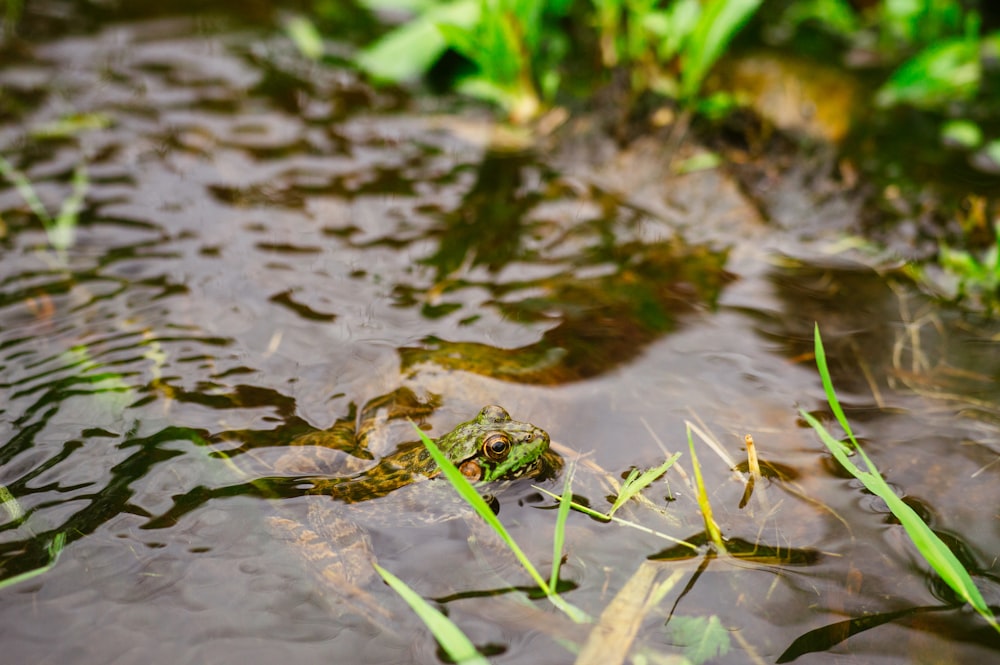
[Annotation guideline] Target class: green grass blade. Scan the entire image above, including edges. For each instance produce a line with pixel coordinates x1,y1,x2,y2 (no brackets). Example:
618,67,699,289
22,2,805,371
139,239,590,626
534,486,698,551
808,325,1000,633
355,0,479,82
688,426,725,551
374,564,490,665
412,424,589,623
680,0,762,100
549,461,575,589
811,323,859,447
284,15,325,60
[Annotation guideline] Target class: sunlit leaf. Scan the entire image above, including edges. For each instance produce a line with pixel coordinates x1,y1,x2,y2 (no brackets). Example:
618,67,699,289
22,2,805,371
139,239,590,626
776,0,858,38
284,16,325,60
875,37,980,109
680,0,762,101
354,0,479,82
940,119,983,149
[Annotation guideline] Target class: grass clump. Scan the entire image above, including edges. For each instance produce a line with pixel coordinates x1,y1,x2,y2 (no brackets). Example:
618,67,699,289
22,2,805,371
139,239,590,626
802,324,1000,634
350,0,761,122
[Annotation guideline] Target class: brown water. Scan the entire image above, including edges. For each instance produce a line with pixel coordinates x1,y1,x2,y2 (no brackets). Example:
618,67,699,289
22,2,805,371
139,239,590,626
1,5,999,665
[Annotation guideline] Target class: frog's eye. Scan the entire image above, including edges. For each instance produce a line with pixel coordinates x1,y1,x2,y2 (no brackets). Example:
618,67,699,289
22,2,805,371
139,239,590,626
482,432,511,461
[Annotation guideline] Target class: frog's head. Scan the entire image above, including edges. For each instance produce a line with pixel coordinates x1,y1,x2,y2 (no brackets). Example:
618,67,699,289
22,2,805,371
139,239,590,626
437,405,550,482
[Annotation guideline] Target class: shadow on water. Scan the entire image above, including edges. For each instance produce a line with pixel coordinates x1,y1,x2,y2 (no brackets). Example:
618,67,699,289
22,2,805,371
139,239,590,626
1,2,999,664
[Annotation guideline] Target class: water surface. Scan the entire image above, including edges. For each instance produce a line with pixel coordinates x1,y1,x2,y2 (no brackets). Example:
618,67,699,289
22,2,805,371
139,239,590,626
1,6,999,664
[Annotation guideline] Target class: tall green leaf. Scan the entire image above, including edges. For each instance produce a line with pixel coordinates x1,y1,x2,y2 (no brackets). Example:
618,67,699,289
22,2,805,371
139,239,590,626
804,324,1000,633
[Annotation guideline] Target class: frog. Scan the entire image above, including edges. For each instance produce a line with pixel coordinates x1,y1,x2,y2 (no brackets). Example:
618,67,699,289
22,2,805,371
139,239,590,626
262,388,560,621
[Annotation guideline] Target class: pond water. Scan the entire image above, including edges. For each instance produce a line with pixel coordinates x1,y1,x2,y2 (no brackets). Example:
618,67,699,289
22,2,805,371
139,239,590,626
1,5,999,665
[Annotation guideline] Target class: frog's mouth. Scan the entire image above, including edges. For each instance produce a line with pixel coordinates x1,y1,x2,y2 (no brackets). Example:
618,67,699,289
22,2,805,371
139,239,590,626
501,455,545,480
456,451,547,482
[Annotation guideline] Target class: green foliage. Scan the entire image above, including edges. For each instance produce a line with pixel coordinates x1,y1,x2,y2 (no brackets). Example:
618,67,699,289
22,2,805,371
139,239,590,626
938,221,1000,309
876,0,965,53
677,0,760,101
284,15,326,61
802,325,1000,634
349,0,761,119
664,615,732,664
438,0,548,122
940,119,983,149
548,462,575,590
772,0,858,39
594,0,761,102
2,0,24,36
355,0,480,82
875,36,981,109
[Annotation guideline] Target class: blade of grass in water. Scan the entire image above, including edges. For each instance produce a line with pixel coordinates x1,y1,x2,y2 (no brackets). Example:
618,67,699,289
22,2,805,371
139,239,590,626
607,453,680,518
533,488,697,551
688,426,725,552
374,564,490,665
805,324,1000,633
549,461,575,590
413,424,589,623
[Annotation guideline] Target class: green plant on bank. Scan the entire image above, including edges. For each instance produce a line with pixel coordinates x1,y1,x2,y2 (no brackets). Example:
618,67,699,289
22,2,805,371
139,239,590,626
438,0,562,123
354,0,566,122
593,0,761,105
938,220,1000,309
801,324,1000,634
351,0,761,121
1,0,24,36
778,0,1000,166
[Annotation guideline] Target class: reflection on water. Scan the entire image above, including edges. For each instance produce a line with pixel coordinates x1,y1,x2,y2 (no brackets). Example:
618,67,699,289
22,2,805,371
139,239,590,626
1,5,999,665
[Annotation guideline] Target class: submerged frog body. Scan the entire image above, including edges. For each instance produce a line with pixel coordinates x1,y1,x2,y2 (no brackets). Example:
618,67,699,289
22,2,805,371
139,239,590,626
265,392,559,619
276,402,553,503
